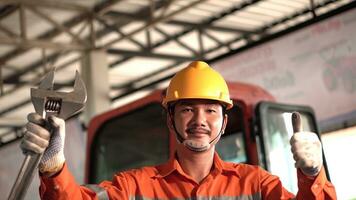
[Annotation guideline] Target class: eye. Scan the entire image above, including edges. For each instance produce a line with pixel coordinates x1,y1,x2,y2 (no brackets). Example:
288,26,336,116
181,108,193,113
206,109,217,113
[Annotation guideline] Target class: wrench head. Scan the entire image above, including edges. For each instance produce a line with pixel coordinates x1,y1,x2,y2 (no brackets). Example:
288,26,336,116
31,70,87,120
39,70,54,90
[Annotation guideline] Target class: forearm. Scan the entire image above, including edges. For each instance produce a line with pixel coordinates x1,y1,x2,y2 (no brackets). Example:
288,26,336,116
295,168,337,200
40,163,97,200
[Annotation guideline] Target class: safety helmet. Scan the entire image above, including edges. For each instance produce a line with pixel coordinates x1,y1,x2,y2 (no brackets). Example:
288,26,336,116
162,61,233,110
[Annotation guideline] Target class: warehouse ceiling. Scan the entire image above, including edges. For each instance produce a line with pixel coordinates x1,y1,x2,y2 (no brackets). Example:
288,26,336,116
0,0,355,147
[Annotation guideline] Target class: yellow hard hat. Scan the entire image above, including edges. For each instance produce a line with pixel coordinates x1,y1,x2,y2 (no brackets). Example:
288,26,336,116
162,61,233,109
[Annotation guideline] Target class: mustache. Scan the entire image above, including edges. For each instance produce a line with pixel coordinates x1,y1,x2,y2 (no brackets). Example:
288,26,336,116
186,127,210,134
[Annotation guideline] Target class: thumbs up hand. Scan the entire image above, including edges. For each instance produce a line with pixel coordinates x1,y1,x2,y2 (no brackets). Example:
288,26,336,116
290,112,323,176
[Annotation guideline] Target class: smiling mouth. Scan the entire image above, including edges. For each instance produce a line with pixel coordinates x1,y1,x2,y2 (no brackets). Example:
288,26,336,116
187,128,210,134
186,129,210,139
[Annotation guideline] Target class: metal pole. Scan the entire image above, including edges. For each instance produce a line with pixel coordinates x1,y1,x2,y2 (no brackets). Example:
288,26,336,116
0,65,3,95
309,0,317,18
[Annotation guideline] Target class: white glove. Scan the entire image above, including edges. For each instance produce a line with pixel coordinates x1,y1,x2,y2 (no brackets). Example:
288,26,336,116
290,112,323,176
21,113,66,174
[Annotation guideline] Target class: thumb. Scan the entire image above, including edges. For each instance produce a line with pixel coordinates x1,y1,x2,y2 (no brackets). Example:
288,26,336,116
291,112,302,133
48,115,64,126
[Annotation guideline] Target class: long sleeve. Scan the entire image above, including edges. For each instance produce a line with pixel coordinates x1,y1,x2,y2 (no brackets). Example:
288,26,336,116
40,163,97,200
39,162,337,200
39,163,132,200
259,166,337,200
295,167,337,200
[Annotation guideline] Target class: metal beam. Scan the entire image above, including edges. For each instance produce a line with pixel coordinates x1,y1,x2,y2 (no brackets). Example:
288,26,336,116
1,0,261,102
0,0,122,83
258,0,341,32
0,117,26,127
0,37,86,50
0,22,18,38
153,27,198,56
107,48,193,61
93,14,145,49
2,3,91,49
198,29,204,58
0,0,354,119
111,61,182,101
0,0,156,85
0,65,3,95
0,0,90,12
102,0,209,48
0,4,17,19
0,98,31,116
202,30,230,50
105,0,262,69
2,51,79,94
19,3,27,39
27,5,89,46
0,128,24,148
168,20,254,34
109,0,295,97
110,34,246,100
106,11,254,34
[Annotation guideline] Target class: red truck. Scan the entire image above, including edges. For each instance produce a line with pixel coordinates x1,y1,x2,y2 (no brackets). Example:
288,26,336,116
85,81,329,193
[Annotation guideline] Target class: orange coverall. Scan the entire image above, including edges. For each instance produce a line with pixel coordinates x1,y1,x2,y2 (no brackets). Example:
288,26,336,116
40,153,336,200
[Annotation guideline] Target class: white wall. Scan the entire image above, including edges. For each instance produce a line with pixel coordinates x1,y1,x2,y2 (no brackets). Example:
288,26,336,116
322,126,356,200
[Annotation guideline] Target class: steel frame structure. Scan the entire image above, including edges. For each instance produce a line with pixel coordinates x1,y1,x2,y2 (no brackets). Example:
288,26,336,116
0,0,355,148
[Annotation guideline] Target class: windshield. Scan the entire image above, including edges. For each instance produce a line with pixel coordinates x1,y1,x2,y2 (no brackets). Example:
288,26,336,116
89,103,170,183
257,103,318,193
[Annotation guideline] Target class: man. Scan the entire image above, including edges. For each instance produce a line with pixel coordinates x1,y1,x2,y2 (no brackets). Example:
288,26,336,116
21,61,336,199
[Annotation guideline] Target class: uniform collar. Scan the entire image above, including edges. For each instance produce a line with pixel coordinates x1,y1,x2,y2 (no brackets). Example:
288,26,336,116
154,152,240,178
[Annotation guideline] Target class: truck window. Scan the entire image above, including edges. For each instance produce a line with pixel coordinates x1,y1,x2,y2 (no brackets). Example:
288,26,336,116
89,103,169,183
216,104,247,164
256,102,320,193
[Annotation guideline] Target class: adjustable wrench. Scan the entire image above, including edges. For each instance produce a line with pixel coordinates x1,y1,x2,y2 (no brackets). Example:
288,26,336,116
8,70,87,200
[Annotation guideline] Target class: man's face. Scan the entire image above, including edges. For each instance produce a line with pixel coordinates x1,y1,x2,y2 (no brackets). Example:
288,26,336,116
172,99,227,146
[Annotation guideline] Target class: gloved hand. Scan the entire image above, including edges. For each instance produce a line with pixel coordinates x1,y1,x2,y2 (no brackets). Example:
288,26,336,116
290,112,323,177
20,113,66,174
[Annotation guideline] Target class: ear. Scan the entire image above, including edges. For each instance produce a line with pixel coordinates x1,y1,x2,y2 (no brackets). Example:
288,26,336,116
166,113,174,132
222,114,228,135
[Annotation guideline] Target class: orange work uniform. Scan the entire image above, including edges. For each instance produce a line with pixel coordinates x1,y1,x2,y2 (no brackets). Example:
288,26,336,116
40,153,336,200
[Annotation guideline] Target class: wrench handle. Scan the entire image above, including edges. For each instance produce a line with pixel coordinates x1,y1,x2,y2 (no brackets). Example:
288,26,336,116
8,111,48,200
8,153,43,200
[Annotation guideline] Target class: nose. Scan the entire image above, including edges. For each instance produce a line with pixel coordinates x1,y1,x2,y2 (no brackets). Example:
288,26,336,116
191,109,207,127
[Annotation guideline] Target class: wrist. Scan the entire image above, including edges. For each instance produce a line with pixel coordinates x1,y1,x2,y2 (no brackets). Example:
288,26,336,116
39,154,65,174
301,165,322,177
40,163,64,177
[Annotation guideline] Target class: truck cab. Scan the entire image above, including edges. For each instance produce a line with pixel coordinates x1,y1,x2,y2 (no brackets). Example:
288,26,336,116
85,81,327,193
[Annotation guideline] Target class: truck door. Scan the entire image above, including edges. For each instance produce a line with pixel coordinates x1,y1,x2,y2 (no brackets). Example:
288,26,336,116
216,103,248,164
255,101,330,193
